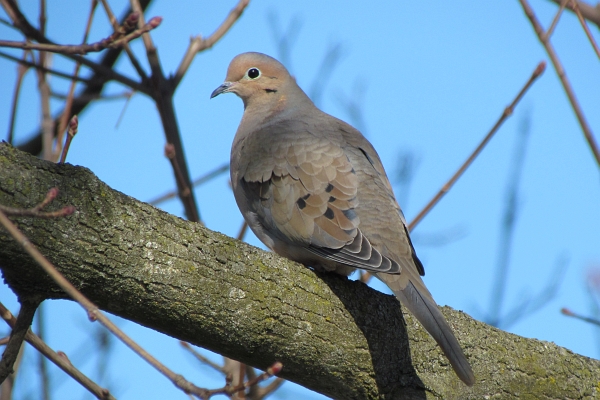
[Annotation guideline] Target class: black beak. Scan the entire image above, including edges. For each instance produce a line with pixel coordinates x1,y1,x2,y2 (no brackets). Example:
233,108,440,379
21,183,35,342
210,82,233,98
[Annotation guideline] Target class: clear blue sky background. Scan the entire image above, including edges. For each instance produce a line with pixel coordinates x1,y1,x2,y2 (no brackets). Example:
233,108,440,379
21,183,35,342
1,1,599,398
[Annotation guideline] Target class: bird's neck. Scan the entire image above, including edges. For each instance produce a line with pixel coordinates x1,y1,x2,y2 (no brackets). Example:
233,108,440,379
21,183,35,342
243,84,314,126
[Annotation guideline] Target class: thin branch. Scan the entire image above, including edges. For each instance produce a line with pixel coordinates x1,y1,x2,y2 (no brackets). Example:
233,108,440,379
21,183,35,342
236,221,248,241
129,0,156,55
544,0,568,39
0,0,149,94
520,0,600,168
570,0,600,59
0,16,162,55
148,162,229,206
0,332,23,400
561,307,600,327
334,79,368,136
6,53,30,144
245,364,285,400
35,50,53,161
50,90,132,102
0,50,89,82
164,143,194,214
267,11,303,72
308,42,344,107
498,254,569,328
205,362,283,399
58,115,78,164
130,0,201,223
14,1,153,155
408,61,546,231
172,0,249,88
180,342,226,374
486,114,533,327
36,302,50,400
0,208,210,398
0,187,75,218
0,299,39,384
99,0,148,80
548,0,600,29
53,0,98,163
0,302,116,400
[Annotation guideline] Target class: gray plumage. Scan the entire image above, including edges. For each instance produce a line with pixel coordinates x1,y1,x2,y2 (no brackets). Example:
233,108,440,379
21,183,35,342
211,52,475,386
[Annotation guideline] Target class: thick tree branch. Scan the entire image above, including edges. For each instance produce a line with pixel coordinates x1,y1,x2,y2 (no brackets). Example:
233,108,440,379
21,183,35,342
0,143,598,399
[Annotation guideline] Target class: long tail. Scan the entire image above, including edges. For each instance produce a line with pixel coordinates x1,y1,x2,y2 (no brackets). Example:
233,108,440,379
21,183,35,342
384,276,475,386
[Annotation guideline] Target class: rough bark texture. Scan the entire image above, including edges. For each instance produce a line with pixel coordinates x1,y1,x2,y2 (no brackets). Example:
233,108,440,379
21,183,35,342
0,142,598,399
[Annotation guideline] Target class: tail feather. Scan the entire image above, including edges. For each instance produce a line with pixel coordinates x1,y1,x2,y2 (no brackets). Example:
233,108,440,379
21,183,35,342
395,280,475,386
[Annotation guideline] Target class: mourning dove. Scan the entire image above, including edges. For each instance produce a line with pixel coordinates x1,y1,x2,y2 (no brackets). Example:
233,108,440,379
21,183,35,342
211,52,475,386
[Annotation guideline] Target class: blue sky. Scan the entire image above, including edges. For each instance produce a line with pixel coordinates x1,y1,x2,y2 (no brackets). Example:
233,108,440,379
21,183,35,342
1,1,599,398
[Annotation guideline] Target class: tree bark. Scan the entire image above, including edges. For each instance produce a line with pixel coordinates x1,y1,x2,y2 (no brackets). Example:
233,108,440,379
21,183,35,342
0,143,598,399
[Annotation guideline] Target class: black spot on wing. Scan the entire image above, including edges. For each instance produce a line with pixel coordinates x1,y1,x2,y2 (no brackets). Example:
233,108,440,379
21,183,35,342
325,184,334,193
297,197,306,209
324,207,334,219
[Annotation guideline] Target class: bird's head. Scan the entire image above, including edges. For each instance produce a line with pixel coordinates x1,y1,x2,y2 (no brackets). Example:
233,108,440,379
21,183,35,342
210,52,293,108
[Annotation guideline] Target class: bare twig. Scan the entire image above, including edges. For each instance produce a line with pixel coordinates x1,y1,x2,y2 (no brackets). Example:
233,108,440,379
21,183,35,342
99,0,148,80
0,300,38,384
561,307,600,327
0,302,116,400
114,90,135,128
496,254,569,329
236,221,249,241
0,332,24,400
50,90,132,102
0,16,162,55
246,365,284,400
548,0,600,29
308,42,344,107
0,204,212,398
15,1,153,157
0,0,150,93
408,61,546,231
6,53,30,144
172,0,249,88
148,163,229,206
520,0,600,168
164,143,193,204
180,342,226,374
36,302,50,400
335,79,369,136
35,50,53,161
205,362,283,399
267,11,303,72
0,188,75,218
58,115,78,164
544,0,568,40
54,1,98,162
487,114,533,327
0,51,89,83
570,0,600,59
130,0,201,223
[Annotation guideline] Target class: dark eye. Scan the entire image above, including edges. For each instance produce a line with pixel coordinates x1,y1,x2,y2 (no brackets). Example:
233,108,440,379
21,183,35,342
247,68,260,79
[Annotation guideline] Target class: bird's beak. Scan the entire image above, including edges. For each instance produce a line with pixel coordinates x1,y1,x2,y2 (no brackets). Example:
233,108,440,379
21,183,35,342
210,82,234,98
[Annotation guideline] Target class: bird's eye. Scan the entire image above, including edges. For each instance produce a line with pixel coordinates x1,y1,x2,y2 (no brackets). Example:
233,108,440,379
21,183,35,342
247,68,261,79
